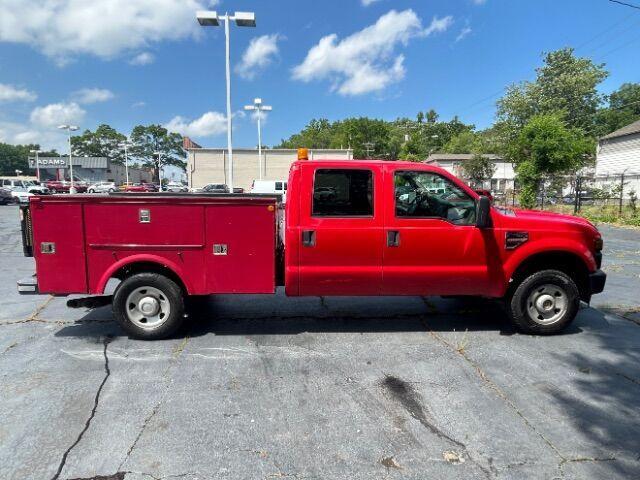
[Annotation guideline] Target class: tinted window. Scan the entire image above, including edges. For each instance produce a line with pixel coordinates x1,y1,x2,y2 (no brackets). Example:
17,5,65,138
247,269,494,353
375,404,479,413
284,182,288,191
312,169,373,217
395,171,476,225
275,181,283,191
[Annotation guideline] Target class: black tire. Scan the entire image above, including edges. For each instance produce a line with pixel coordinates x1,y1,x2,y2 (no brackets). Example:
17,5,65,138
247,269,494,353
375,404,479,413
50,188,57,194
506,269,580,335
113,273,185,340
88,188,95,193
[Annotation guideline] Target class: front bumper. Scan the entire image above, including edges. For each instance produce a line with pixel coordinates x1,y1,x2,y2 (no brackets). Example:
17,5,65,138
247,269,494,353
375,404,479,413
17,276,38,295
589,269,606,295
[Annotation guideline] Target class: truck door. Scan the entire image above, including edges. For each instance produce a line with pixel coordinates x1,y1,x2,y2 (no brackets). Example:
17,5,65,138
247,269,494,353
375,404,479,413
382,168,492,296
297,165,383,295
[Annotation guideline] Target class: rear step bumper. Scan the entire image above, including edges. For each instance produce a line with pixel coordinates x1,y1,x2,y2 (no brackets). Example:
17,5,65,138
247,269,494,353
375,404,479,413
17,276,39,295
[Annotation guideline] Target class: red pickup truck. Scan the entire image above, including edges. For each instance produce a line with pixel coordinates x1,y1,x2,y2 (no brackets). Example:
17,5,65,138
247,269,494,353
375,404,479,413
18,156,605,339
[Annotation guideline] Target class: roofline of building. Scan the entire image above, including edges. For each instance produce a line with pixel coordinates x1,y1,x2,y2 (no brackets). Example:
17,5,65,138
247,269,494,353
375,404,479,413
186,147,353,153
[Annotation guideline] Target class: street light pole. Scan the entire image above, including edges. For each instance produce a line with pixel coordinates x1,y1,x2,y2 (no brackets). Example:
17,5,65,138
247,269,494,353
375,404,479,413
154,151,163,190
197,10,256,193
119,141,131,185
58,124,79,193
244,98,272,180
29,149,42,181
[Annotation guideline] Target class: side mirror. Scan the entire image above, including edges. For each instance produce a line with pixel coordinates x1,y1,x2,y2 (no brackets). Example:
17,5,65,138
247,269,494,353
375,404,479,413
476,195,491,228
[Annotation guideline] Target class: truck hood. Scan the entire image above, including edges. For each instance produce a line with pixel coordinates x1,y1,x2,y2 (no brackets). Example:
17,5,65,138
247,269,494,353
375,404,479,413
507,207,596,230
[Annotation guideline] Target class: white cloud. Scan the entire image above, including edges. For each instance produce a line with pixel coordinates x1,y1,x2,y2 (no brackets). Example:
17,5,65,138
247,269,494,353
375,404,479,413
29,102,86,128
361,0,382,6
424,16,454,36
455,26,472,43
0,120,67,151
132,101,146,108
236,34,283,80
72,88,115,104
0,83,37,102
0,0,215,63
292,10,453,96
472,0,487,4
129,52,155,66
165,111,227,137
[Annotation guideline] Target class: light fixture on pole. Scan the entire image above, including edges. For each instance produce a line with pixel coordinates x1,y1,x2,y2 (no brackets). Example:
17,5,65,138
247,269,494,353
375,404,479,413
29,149,42,181
197,10,256,193
244,98,272,180
118,140,132,186
58,124,79,193
153,151,163,190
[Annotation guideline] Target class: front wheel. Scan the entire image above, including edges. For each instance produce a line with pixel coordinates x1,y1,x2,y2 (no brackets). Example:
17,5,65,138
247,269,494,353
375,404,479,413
506,269,580,335
113,273,185,340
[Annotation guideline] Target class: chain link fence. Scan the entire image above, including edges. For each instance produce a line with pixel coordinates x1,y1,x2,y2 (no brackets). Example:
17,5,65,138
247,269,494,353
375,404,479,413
490,172,640,222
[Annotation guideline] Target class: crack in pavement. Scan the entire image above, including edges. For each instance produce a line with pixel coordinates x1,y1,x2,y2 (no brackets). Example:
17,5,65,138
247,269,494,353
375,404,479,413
117,335,191,472
420,317,621,479
422,320,567,462
50,336,113,480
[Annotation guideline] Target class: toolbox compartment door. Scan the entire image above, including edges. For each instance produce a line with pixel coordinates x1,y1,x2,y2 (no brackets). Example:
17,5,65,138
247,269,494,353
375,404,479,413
205,204,276,293
31,203,87,294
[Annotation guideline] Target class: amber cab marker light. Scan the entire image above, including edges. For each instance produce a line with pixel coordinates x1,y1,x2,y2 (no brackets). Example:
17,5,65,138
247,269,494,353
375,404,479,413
298,148,309,161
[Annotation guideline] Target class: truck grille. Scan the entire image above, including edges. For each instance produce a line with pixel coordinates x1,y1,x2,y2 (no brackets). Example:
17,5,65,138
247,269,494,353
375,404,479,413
20,205,33,257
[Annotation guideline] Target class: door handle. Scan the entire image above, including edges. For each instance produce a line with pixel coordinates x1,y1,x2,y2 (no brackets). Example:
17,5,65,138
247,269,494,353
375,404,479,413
302,230,316,247
387,230,400,247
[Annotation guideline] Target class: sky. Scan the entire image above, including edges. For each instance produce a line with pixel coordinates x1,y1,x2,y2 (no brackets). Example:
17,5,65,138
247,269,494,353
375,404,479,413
0,0,639,154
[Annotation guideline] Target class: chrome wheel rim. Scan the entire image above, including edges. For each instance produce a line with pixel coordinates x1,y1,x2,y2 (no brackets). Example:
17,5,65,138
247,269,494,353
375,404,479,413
526,283,567,325
125,286,170,330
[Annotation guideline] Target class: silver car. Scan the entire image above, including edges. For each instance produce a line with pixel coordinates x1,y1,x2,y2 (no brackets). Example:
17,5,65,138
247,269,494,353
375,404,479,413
87,181,117,193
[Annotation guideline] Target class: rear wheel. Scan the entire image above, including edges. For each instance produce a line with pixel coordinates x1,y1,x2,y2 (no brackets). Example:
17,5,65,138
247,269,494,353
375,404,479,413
113,273,185,340
50,188,57,194
506,269,580,335
88,188,95,193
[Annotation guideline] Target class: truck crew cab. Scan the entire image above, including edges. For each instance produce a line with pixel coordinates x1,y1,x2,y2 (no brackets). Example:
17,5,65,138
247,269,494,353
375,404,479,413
18,153,606,339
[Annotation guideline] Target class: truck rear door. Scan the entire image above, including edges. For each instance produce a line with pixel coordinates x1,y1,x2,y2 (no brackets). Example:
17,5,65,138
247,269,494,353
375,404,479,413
297,164,383,295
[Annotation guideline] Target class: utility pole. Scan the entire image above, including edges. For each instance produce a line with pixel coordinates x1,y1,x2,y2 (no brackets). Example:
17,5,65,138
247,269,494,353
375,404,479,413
362,142,375,159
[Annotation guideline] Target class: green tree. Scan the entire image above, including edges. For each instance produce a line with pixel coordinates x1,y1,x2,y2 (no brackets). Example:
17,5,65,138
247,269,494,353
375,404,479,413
71,124,127,164
461,154,496,187
497,48,608,137
0,143,57,176
130,125,186,181
507,113,593,208
426,109,439,123
442,131,478,154
595,82,640,136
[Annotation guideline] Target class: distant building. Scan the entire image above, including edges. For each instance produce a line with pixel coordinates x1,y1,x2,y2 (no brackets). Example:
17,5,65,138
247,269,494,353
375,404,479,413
595,119,640,197
187,148,354,191
28,156,153,184
425,153,516,192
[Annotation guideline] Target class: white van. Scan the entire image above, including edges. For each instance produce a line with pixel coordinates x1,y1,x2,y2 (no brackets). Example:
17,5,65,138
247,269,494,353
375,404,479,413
251,180,287,202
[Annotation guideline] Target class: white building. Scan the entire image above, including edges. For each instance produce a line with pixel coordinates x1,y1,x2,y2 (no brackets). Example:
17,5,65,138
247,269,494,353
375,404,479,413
425,153,516,192
595,119,640,197
187,147,353,191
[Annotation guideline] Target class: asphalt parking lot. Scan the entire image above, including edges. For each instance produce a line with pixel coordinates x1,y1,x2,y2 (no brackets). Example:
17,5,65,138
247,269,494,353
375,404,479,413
0,204,639,480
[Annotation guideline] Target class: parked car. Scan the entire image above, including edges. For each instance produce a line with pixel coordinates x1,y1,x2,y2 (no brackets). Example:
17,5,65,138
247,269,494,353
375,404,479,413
165,182,188,192
199,183,230,193
87,182,117,193
251,180,287,201
45,180,88,193
0,187,13,204
120,183,156,193
10,189,33,204
1,178,49,195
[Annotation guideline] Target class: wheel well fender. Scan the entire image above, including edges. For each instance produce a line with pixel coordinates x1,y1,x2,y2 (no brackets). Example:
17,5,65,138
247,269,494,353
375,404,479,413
96,255,192,295
508,250,591,301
